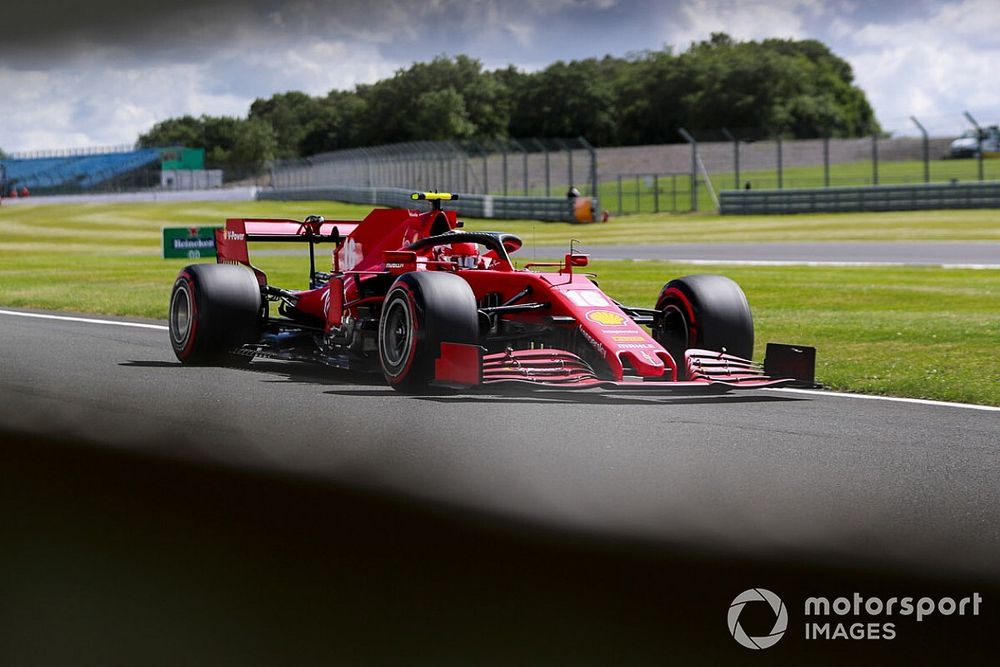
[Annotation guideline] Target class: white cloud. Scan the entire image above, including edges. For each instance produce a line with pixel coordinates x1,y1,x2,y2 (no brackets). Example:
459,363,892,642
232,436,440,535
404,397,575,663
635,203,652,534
0,40,400,152
0,57,247,151
3,0,999,151
666,0,821,46
841,0,1000,135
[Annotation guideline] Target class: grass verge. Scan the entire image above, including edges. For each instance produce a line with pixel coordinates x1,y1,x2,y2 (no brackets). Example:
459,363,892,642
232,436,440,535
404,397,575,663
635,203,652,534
2,200,999,247
591,260,1000,407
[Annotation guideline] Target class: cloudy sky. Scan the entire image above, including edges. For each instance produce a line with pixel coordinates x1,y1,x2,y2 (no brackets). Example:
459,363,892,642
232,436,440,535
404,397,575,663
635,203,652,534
1,0,997,152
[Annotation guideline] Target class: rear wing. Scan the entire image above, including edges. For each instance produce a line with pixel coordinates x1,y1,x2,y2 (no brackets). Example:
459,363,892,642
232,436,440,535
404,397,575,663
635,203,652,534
216,217,359,285
213,200,461,285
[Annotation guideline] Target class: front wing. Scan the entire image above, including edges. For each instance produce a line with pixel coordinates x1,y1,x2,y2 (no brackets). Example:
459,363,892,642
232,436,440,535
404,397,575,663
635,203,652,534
434,344,799,393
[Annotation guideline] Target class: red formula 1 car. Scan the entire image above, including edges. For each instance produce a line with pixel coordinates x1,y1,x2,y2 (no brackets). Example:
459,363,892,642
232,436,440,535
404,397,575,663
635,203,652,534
168,193,814,393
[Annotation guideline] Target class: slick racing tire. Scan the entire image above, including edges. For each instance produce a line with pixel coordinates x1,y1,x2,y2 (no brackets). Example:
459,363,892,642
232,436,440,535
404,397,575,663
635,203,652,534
653,274,754,374
169,263,262,366
378,271,478,393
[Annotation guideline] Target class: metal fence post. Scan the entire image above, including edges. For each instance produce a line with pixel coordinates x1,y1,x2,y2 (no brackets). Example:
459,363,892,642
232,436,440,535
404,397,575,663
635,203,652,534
617,174,623,215
482,144,489,194
911,116,930,183
678,128,698,212
523,143,529,196
964,111,984,182
872,132,879,185
362,148,372,187
722,128,738,189
511,139,528,196
578,136,598,201
653,174,660,213
502,142,508,196
566,141,574,193
823,137,830,187
543,141,551,196
776,135,783,190
452,145,459,190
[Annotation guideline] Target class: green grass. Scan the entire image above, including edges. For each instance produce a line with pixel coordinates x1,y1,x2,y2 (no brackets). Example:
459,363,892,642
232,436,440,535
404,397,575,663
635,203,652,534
589,260,1000,407
4,201,996,255
1,200,998,405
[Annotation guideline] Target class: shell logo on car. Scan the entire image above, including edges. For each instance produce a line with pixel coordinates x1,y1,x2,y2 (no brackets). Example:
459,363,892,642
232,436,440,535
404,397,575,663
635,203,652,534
586,310,627,326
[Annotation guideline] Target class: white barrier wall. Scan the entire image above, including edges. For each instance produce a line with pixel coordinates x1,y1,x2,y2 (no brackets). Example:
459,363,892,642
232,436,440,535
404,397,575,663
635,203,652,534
161,170,224,190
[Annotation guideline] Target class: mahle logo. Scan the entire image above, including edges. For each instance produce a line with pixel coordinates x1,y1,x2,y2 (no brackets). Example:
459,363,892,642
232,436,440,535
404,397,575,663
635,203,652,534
728,588,788,650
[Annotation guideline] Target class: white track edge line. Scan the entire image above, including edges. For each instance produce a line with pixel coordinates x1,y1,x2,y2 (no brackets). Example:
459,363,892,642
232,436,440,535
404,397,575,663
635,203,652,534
766,387,1000,412
0,309,168,331
628,259,1000,269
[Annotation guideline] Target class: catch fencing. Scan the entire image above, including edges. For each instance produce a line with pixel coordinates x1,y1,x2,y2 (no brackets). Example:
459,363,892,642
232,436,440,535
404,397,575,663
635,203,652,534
272,137,597,197
602,119,997,215
268,130,996,218
268,137,598,221
257,185,579,222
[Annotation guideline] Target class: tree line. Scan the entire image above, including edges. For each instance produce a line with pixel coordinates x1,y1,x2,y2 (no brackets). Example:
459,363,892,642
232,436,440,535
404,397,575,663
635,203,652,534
137,33,879,172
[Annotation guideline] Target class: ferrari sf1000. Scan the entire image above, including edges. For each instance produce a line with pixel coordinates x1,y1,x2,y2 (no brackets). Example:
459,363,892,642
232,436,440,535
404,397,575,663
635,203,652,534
168,193,815,393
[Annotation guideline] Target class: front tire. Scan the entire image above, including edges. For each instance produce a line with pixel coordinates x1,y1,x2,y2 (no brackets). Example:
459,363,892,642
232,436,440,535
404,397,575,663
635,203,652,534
378,272,478,392
169,263,262,365
653,274,754,372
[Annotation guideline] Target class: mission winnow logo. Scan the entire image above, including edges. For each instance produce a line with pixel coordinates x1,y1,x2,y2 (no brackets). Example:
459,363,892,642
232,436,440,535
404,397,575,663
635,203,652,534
727,588,983,649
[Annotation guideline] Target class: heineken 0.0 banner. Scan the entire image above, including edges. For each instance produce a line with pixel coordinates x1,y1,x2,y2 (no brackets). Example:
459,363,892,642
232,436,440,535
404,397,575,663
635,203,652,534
162,226,220,259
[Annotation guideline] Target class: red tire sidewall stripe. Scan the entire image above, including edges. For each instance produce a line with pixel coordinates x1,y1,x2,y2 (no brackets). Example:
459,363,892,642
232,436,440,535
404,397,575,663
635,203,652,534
662,286,698,345
384,283,420,385
177,271,199,360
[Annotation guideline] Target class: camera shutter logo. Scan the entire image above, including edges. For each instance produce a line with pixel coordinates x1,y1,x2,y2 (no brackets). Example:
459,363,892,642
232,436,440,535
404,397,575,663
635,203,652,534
728,588,788,649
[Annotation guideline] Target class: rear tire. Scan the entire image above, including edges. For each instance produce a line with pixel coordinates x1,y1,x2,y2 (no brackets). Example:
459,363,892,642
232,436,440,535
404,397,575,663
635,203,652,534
169,264,262,365
378,272,478,392
653,274,754,372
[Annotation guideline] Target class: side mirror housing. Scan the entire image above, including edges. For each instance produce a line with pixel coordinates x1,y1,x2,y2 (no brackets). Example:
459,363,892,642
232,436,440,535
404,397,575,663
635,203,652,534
564,253,590,271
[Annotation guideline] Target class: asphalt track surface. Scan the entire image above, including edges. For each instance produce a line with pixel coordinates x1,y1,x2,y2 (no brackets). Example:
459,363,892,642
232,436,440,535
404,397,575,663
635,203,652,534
527,241,1000,266
1,308,998,584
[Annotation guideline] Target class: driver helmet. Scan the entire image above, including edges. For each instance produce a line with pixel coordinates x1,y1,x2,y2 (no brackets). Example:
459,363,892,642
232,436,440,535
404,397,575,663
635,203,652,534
444,242,480,269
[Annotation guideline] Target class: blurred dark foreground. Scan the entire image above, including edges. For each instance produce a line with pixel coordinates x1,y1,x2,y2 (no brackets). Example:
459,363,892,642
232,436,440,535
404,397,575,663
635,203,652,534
1,429,997,666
